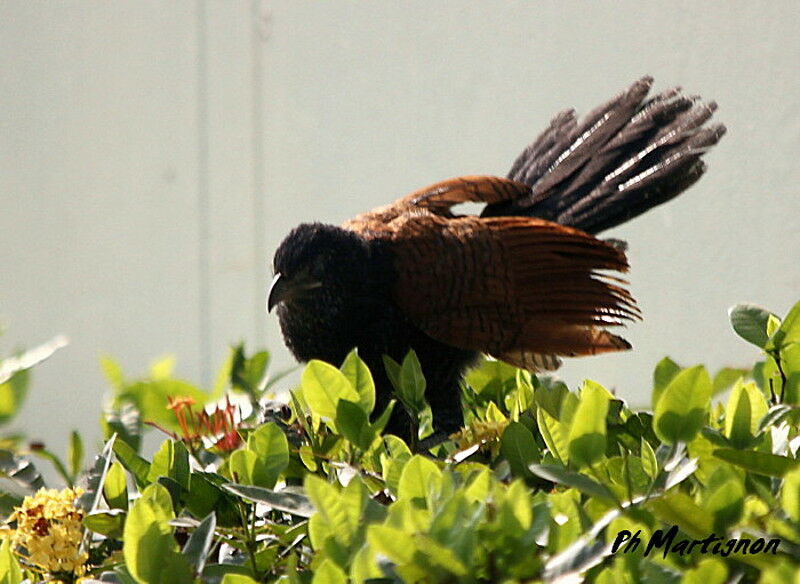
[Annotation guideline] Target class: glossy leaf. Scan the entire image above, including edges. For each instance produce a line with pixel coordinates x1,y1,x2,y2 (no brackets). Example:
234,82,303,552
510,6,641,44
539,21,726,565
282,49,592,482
123,483,192,584
246,422,289,488
183,513,216,576
500,422,539,479
398,350,427,413
340,349,376,414
529,464,616,502
223,483,315,518
713,448,800,477
398,455,442,502
729,303,776,348
652,356,680,410
568,381,609,468
84,508,126,538
766,299,800,351
302,360,359,420
0,537,22,584
336,399,375,451
654,365,711,444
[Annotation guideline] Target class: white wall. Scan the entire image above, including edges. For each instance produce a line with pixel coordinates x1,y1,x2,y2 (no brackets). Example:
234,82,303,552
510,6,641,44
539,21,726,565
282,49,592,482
1,1,798,457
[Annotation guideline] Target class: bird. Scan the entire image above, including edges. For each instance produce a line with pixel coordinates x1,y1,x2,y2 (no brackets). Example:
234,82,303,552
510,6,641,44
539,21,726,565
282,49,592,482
267,76,726,442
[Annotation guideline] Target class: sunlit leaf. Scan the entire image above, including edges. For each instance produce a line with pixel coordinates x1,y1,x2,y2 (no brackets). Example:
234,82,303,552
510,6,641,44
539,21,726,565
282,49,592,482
654,366,711,444
301,360,359,421
713,448,800,477
340,349,375,414
568,381,609,468
0,536,22,584
246,423,289,488
729,303,776,349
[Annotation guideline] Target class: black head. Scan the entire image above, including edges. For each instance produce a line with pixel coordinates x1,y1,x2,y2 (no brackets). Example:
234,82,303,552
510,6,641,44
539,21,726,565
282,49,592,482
268,223,370,313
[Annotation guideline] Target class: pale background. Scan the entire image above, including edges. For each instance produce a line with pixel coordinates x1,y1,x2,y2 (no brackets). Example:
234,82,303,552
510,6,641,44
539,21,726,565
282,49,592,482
1,2,798,459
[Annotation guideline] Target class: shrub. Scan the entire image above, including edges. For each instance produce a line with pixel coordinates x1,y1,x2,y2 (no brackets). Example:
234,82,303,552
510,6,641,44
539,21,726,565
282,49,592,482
0,300,798,583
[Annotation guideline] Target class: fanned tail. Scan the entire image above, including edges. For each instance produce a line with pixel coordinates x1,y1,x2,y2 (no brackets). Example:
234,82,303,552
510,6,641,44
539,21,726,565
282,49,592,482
482,76,726,234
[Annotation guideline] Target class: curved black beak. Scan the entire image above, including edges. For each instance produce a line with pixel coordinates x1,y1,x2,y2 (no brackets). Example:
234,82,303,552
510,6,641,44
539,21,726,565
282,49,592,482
267,273,288,313
267,272,322,312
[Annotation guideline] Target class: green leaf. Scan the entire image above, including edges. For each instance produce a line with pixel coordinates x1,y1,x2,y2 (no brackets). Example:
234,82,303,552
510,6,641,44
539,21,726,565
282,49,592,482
398,455,442,502
529,464,616,502
781,467,800,522
681,559,728,584
654,365,711,444
724,380,767,448
104,461,129,510
0,536,22,584
537,407,569,464
311,560,347,584
368,524,416,565
381,435,412,495
500,422,540,479
69,430,83,480
652,356,680,410
647,490,713,539
301,360,359,420
113,438,152,489
713,448,800,477
227,449,262,486
230,344,270,397
712,367,748,396
340,349,376,414
186,473,239,527
220,575,259,584
84,508,126,538
305,475,354,549
147,439,190,491
467,358,519,403
398,350,427,414
0,369,28,424
382,355,401,393
223,483,315,518
640,438,658,479
534,377,571,420
766,299,800,351
729,303,777,348
100,355,126,391
246,423,289,488
336,399,375,450
183,513,216,576
568,381,609,468
124,483,192,584
704,468,744,532
149,354,176,380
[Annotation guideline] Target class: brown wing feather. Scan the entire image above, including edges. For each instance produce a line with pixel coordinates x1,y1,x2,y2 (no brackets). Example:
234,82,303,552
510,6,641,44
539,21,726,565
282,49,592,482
342,175,531,233
366,212,638,370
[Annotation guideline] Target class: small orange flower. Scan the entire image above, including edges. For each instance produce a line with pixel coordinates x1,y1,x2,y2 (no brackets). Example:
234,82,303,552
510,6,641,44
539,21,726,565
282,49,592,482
167,395,243,452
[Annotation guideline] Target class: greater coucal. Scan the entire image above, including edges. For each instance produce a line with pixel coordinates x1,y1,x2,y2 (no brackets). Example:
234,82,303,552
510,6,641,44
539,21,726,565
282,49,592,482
267,77,725,440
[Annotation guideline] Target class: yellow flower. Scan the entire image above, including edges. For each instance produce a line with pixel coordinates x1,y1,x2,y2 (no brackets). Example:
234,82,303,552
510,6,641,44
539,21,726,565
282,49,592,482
9,487,88,576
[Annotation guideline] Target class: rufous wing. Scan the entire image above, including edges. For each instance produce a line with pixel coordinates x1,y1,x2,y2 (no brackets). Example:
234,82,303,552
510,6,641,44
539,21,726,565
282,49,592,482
379,212,639,371
342,175,531,233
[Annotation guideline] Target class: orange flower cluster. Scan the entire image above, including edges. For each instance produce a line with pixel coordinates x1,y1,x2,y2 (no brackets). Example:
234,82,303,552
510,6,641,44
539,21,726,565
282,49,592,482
166,395,242,452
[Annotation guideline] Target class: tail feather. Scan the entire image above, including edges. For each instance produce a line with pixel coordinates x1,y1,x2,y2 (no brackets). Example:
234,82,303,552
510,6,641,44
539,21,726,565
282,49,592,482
483,77,725,235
